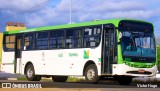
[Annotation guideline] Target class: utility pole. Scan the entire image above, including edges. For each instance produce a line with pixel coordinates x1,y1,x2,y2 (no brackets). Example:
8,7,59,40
70,0,72,24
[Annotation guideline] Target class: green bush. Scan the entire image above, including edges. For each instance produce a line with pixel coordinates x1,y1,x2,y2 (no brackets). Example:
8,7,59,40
157,46,160,69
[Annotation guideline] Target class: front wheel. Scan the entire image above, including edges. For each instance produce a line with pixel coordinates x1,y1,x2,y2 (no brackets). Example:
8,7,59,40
84,64,100,83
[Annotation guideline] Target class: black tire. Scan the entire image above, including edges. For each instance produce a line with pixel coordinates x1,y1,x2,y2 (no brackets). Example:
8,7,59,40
25,64,41,81
52,76,68,82
35,76,42,81
115,76,132,85
84,64,99,83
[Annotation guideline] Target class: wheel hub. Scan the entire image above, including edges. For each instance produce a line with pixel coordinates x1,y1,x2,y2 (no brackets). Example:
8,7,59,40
87,68,95,80
27,68,33,78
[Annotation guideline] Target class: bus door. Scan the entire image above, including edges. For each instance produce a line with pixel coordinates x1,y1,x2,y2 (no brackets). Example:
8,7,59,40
14,35,23,74
102,24,117,74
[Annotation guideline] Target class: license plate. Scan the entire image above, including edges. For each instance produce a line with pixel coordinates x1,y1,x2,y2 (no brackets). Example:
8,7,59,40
138,69,145,73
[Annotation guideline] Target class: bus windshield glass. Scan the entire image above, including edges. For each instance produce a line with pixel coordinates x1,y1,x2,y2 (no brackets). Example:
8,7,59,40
120,31,156,59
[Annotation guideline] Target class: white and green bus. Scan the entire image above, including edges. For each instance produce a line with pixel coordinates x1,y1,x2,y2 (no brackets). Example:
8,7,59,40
1,19,157,85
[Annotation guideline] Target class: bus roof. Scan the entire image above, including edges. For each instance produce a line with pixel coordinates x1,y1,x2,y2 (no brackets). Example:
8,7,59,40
3,19,152,35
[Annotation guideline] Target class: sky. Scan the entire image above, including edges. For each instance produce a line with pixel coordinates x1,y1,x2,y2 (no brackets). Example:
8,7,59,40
0,0,160,37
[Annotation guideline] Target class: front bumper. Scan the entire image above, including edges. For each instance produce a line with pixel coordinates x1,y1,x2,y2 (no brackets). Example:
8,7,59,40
112,63,157,77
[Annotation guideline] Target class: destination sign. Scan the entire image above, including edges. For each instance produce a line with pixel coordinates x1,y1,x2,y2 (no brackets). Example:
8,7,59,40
119,20,153,31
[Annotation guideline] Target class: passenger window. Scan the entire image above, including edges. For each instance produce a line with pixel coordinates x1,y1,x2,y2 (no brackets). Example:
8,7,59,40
65,29,75,48
83,26,101,47
35,32,48,49
57,30,65,48
24,33,34,50
50,31,57,48
4,35,15,51
65,28,83,48
77,29,82,47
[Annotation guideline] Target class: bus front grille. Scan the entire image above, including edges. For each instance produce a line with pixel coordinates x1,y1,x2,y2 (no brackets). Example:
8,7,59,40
126,71,152,75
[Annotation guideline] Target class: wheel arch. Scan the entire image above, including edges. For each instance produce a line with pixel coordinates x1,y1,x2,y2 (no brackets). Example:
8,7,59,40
83,60,96,76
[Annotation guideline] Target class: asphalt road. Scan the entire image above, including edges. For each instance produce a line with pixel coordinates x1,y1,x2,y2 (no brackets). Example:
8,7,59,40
0,81,160,91
0,80,159,88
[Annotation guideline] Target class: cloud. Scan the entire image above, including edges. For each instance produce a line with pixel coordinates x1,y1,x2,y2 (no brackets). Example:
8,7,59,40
1,0,160,29
0,0,46,10
90,1,146,12
0,0,48,17
102,9,160,19
27,0,160,26
153,19,160,34
26,7,59,27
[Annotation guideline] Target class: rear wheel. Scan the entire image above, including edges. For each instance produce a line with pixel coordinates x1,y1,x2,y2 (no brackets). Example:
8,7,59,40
25,64,41,81
115,76,132,85
84,64,99,83
35,76,42,81
52,76,68,82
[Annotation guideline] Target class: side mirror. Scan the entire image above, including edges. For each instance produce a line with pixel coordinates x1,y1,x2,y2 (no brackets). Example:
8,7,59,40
118,32,122,45
118,41,121,45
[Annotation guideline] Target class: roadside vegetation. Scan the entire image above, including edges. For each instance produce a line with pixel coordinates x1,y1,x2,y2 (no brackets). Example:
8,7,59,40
17,76,84,82
17,76,27,81
66,77,84,82
157,45,160,70
133,78,160,84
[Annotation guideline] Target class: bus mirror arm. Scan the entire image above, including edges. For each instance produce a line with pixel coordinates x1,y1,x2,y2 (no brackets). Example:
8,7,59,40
118,41,121,45
118,38,121,45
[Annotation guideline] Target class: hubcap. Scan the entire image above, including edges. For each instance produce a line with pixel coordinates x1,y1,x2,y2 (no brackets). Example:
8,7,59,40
27,68,33,78
87,68,96,80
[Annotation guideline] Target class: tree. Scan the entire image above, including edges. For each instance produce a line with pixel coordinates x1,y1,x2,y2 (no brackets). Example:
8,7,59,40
157,45,160,69
156,36,160,45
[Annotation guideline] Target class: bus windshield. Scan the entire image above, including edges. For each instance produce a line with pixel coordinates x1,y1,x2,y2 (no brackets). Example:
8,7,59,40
120,31,156,59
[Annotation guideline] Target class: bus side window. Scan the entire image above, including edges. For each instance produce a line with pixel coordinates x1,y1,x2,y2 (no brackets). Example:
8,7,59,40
84,28,91,47
35,32,48,49
57,30,64,48
50,31,57,49
4,35,15,51
83,26,101,47
24,33,34,50
25,37,29,46
65,29,79,48
93,27,101,46
77,29,82,47
66,29,73,48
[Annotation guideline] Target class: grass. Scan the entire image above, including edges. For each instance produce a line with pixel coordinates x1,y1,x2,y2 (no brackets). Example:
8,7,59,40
17,76,85,82
17,76,160,84
133,78,160,84
66,77,85,82
17,76,27,81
